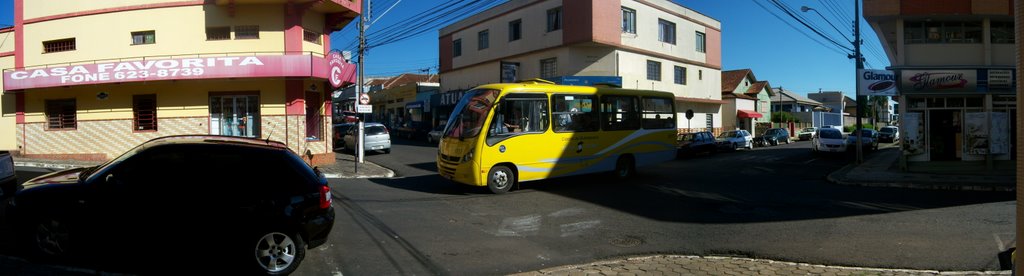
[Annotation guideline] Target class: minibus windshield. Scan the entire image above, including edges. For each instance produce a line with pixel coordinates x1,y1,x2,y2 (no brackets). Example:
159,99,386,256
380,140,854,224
444,89,499,139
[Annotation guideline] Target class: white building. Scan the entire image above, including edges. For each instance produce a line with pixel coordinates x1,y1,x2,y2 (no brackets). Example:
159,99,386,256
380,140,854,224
437,0,725,134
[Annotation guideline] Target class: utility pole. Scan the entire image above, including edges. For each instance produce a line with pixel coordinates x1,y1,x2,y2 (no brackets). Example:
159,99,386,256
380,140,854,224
355,4,366,172
852,0,864,164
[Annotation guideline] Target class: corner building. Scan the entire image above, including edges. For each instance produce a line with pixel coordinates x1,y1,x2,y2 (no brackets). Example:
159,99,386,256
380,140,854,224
1,0,360,165
866,0,1016,165
438,0,725,134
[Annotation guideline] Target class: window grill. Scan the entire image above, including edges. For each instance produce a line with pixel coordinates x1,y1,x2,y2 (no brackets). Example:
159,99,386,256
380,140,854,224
303,29,321,44
235,25,260,39
206,26,230,40
46,99,76,130
43,38,75,53
134,95,158,131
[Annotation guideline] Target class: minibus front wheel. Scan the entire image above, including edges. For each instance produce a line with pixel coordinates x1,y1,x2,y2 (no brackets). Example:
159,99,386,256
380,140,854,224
487,165,516,194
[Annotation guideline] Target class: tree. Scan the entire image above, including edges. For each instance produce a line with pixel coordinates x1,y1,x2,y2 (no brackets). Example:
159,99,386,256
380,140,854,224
771,112,801,123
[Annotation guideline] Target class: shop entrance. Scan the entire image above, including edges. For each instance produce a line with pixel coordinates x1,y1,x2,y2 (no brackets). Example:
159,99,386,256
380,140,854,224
210,94,260,138
928,109,960,161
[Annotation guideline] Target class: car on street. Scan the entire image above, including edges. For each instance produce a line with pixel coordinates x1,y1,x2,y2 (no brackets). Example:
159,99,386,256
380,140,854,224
395,121,431,140
820,125,844,132
753,128,790,147
6,135,334,275
797,127,817,141
878,126,899,143
427,124,445,144
716,130,753,150
812,128,847,153
0,151,15,199
345,122,392,154
677,131,717,157
333,123,356,149
846,128,880,151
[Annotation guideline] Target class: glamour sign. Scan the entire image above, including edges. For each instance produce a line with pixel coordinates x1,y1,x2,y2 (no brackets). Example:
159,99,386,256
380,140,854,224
856,69,897,96
3,54,357,90
900,70,977,93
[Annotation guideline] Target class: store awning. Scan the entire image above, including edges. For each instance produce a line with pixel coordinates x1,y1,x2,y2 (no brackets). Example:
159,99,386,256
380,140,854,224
737,109,763,118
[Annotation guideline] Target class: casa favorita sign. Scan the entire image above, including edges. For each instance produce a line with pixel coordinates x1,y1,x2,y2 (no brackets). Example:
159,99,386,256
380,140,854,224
328,51,356,88
3,54,357,90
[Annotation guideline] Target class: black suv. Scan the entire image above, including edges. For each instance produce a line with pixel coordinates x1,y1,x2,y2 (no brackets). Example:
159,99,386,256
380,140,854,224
7,135,334,275
754,128,791,147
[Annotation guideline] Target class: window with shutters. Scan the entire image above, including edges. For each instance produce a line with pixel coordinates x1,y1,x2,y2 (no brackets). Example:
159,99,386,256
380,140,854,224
45,99,77,130
133,94,158,131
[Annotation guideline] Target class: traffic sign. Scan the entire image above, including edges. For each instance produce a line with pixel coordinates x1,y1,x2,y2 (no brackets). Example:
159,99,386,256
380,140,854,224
358,93,370,105
356,104,372,113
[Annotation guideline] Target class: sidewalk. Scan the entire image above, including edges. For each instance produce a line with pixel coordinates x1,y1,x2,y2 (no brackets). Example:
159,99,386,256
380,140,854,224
827,147,1015,192
13,152,394,179
516,255,1009,276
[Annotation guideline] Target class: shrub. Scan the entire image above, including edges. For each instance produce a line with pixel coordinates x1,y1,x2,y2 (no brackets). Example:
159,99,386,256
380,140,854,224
771,112,801,123
844,123,875,133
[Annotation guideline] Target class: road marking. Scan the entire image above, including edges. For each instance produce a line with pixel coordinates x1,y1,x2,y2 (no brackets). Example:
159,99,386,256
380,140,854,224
560,220,601,237
497,215,542,237
548,207,585,218
802,158,818,164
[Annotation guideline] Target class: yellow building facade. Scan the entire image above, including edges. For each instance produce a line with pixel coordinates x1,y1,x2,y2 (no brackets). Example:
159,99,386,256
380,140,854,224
1,0,360,165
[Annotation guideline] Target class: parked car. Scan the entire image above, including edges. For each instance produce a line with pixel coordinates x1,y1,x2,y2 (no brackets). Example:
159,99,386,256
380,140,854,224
0,151,15,199
427,124,446,144
333,123,356,149
345,122,392,154
797,127,817,141
878,126,899,143
395,121,431,140
753,128,790,147
677,131,717,157
812,128,847,153
820,125,844,132
716,130,753,150
6,135,334,274
846,128,879,151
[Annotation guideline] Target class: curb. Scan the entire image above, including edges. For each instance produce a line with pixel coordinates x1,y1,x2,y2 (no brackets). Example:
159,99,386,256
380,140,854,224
323,169,395,179
826,163,1015,192
519,255,1011,276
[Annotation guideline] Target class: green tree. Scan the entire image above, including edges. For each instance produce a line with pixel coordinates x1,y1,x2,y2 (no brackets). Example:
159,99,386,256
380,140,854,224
771,112,801,123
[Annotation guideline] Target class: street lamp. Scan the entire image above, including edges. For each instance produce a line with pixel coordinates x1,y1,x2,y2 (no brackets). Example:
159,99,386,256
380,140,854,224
802,2,865,164
800,6,850,43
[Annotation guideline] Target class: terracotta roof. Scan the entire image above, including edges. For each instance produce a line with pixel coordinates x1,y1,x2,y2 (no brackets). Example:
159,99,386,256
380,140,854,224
745,81,772,96
721,69,752,93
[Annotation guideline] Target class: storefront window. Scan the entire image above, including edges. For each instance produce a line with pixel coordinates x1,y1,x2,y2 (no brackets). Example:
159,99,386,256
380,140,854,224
210,94,260,138
905,21,983,44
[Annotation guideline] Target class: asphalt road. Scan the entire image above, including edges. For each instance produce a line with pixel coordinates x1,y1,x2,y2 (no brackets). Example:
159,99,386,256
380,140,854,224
4,138,1015,275
295,138,1015,275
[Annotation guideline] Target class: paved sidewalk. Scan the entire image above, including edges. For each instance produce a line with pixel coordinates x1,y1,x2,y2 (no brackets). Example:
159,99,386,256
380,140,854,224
13,151,394,179
827,147,1015,192
516,255,1010,276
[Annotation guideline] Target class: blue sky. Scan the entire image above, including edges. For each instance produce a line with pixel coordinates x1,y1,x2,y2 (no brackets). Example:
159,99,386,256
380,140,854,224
0,0,890,98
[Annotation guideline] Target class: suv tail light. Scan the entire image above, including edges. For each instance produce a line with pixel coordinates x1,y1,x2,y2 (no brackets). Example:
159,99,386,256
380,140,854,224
319,185,332,209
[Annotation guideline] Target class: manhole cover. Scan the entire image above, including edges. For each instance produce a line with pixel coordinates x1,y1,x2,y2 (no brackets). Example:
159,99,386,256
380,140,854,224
609,236,643,248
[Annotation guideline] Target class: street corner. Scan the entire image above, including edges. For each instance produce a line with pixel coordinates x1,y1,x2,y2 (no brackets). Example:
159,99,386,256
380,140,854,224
320,157,396,179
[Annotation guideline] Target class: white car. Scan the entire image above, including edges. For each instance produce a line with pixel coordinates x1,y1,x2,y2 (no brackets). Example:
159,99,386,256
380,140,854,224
812,128,847,153
716,130,753,150
878,126,899,143
426,124,445,144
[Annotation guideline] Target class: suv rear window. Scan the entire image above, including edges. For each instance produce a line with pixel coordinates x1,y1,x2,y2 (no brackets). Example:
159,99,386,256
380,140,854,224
366,126,388,135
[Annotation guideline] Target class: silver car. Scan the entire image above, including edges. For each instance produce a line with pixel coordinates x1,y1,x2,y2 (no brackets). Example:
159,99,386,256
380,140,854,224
426,124,445,144
344,123,392,154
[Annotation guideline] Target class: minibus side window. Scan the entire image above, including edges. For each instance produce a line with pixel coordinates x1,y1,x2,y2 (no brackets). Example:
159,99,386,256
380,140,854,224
553,94,599,132
641,97,675,129
487,94,549,145
600,95,640,131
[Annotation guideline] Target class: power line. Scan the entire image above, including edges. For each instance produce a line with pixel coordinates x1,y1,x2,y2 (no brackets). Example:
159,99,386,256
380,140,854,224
767,0,853,52
753,0,847,56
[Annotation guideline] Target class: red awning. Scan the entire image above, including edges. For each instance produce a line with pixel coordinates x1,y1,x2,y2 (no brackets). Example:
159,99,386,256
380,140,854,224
737,109,763,118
